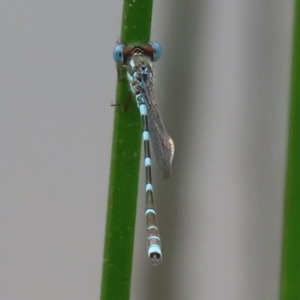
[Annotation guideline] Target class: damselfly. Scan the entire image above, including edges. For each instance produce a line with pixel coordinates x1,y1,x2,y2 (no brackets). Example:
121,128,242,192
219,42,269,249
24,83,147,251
113,41,174,265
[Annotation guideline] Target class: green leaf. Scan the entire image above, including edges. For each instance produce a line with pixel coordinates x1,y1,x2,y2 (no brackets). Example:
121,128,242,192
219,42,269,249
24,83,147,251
100,1,153,300
280,1,300,299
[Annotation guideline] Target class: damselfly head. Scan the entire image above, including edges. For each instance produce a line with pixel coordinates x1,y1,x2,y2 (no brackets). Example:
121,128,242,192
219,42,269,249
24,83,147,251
113,41,162,65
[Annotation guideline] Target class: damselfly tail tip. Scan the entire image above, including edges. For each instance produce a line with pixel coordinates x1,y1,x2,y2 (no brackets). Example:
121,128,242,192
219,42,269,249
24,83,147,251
148,244,162,265
150,253,162,265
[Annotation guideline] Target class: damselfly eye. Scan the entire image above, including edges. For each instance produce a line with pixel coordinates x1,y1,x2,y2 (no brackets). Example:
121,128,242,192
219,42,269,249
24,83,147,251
148,41,162,61
113,44,125,64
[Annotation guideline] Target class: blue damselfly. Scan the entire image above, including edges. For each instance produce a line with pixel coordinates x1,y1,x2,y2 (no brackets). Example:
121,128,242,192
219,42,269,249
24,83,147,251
113,41,174,265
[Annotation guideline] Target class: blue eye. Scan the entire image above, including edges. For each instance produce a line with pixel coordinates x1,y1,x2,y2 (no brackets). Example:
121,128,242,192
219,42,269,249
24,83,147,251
113,44,125,64
149,41,162,61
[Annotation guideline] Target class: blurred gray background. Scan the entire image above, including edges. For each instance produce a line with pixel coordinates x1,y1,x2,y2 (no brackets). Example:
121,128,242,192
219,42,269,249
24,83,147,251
0,1,293,299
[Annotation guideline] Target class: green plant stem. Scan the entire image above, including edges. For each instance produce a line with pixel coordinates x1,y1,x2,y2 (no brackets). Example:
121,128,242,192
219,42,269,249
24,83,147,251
100,1,153,300
280,1,300,299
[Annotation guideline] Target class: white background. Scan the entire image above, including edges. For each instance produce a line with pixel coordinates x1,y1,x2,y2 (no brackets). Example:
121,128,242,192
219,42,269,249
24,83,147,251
0,1,293,299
